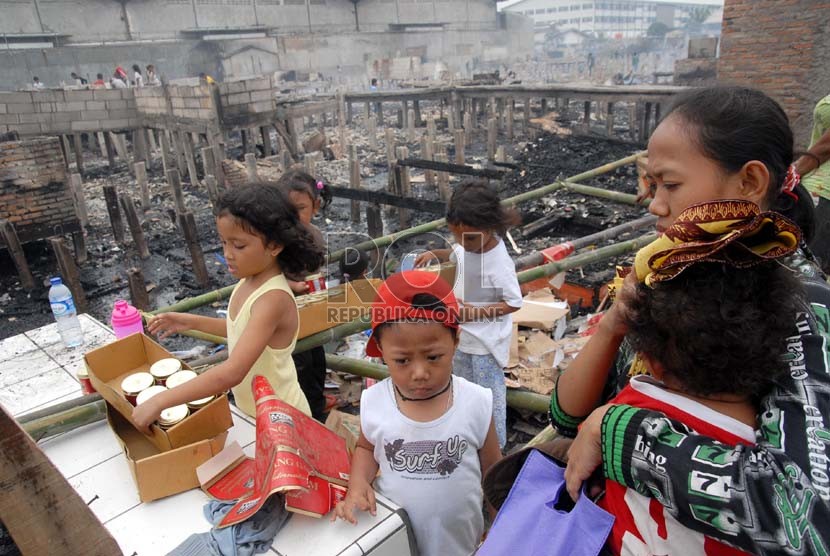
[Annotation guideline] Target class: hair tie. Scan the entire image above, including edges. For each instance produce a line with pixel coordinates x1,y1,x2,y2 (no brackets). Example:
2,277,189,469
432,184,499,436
316,181,324,190
782,164,800,201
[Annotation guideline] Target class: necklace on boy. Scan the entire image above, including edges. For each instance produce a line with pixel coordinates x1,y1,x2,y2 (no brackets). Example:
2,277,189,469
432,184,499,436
394,379,452,402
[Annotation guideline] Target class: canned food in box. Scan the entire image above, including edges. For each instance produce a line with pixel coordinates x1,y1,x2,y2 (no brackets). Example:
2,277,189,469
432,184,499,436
187,395,215,411
77,366,96,395
159,404,189,429
150,358,182,385
165,370,198,389
121,372,155,406
304,273,327,294
135,385,168,406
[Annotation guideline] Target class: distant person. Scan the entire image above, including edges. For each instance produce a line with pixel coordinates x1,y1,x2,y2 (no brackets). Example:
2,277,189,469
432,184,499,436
70,72,88,86
132,64,144,88
92,73,106,87
199,72,216,85
798,93,830,271
112,66,128,88
32,76,44,90
587,52,595,77
631,51,640,73
369,77,378,91
146,64,160,86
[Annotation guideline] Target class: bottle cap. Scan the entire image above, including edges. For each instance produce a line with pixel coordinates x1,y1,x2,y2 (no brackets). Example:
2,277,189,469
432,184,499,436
50,277,62,286
111,300,142,326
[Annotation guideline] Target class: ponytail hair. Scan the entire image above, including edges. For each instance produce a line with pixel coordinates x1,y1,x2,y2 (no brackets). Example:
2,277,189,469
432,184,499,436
665,86,815,243
446,179,521,236
277,169,332,210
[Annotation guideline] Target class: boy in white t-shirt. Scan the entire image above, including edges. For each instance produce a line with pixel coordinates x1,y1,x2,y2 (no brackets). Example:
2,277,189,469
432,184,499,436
416,180,523,447
333,270,502,556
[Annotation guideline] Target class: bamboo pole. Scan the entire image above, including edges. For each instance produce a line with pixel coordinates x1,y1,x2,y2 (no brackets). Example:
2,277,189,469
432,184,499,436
22,397,106,441
329,151,646,263
151,151,646,314
561,182,650,207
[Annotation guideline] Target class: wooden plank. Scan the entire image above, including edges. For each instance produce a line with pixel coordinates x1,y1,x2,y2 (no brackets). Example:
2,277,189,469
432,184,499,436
325,186,447,214
102,184,125,244
128,267,151,311
0,405,120,555
49,237,87,312
0,219,35,290
119,193,150,260
397,158,505,179
179,211,209,288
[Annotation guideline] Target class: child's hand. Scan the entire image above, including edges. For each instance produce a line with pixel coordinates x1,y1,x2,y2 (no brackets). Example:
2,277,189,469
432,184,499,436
600,271,638,339
288,279,310,295
414,251,438,268
132,398,162,434
146,312,191,340
564,404,612,501
332,481,377,524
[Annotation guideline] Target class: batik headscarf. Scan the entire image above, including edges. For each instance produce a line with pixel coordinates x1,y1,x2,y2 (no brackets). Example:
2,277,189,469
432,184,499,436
633,199,800,287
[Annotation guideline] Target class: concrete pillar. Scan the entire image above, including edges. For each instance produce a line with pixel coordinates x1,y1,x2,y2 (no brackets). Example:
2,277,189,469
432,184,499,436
454,129,465,165
367,115,378,150
407,108,416,143
487,118,497,162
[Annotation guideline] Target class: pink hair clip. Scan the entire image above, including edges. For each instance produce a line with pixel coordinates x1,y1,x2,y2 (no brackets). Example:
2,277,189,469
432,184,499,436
316,181,324,190
782,164,799,201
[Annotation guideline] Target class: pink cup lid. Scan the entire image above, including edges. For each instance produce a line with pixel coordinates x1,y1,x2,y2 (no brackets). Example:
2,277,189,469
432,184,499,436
111,299,142,326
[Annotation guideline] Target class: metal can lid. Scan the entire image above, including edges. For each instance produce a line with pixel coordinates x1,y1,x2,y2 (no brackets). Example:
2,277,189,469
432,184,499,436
159,404,189,426
165,370,198,389
135,385,168,405
187,395,214,408
121,372,155,395
150,358,182,379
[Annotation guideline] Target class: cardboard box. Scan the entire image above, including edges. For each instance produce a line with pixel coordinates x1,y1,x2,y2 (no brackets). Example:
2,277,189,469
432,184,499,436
325,409,361,455
297,278,381,339
107,406,228,502
85,333,233,452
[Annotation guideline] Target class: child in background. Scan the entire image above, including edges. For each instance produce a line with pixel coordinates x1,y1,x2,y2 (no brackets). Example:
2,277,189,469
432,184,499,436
334,271,501,556
134,183,323,427
594,201,803,555
278,169,332,422
416,180,522,448
339,247,370,283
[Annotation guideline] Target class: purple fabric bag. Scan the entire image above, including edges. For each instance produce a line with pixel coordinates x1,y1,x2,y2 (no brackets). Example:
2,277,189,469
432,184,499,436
478,450,614,556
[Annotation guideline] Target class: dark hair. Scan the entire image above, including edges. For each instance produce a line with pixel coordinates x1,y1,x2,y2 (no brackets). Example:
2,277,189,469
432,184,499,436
446,179,520,235
277,169,332,210
374,293,457,345
216,182,324,277
97,73,104,79
132,64,141,73
666,86,815,242
624,262,803,400
339,247,369,282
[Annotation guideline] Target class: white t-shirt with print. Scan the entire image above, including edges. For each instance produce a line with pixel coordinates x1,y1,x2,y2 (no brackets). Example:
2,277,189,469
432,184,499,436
450,240,523,367
361,376,493,556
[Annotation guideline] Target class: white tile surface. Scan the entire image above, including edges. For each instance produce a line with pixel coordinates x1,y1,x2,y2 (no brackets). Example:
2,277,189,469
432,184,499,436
23,321,61,347
68,453,142,524
0,334,38,358
0,367,81,416
0,347,60,388
105,488,212,555
40,420,123,479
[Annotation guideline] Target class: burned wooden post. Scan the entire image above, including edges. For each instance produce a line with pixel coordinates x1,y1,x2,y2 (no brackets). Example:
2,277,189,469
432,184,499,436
0,219,34,290
260,126,273,156
349,145,361,224
421,136,434,188
182,131,200,188
172,131,188,178
487,118,497,161
72,133,84,176
127,267,151,311
281,148,293,173
375,102,383,125
204,175,220,213
102,184,125,244
200,146,216,181
413,100,422,128
385,128,396,171
506,101,515,140
434,148,451,202
147,129,158,154
118,194,150,260
209,134,226,188
454,129,465,165
395,146,411,228
407,108,416,143
134,162,150,210
49,238,87,312
463,112,472,144
495,146,506,163
60,135,72,169
366,204,383,239
178,211,210,288
426,116,436,145
103,132,117,169
606,102,615,137
245,153,258,183
69,173,88,228
166,169,187,214
112,133,129,165
159,130,172,176
447,105,455,133
583,101,591,127
96,132,107,158
367,116,378,150
642,102,653,140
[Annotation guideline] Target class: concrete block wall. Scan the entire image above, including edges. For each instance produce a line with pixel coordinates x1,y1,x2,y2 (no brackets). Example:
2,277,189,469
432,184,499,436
217,77,279,125
0,89,139,136
0,137,79,244
718,0,830,146
135,84,218,123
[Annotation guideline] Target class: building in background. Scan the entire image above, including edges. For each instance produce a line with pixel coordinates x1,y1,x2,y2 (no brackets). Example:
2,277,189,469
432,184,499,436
502,0,722,39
